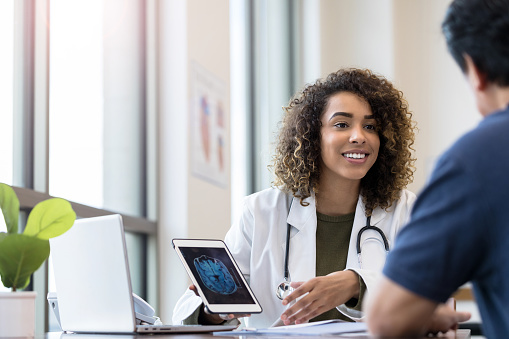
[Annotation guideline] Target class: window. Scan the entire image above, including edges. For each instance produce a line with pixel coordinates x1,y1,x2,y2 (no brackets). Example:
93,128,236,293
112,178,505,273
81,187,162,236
0,0,14,294
230,0,306,205
0,0,14,186
8,0,157,332
47,0,151,298
49,0,104,207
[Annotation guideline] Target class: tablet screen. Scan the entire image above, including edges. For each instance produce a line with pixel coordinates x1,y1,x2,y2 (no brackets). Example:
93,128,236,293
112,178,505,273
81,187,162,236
178,246,256,305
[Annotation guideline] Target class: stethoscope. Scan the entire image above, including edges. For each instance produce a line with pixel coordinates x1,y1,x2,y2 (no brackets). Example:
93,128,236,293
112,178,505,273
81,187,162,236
276,211,390,300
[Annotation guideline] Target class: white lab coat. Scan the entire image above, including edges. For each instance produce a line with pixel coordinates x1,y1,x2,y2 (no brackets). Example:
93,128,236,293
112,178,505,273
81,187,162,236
173,187,415,328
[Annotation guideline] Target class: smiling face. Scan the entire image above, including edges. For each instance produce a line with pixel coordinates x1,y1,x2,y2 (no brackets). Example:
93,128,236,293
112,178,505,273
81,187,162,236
319,91,380,186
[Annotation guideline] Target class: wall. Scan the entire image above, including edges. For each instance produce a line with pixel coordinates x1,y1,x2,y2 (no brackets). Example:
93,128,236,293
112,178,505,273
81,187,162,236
158,0,231,324
187,1,231,241
320,0,394,80
392,0,479,193
318,0,479,193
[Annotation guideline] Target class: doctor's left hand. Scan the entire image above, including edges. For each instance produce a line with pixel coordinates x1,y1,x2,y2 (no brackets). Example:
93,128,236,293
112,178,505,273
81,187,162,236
189,285,250,325
280,270,360,325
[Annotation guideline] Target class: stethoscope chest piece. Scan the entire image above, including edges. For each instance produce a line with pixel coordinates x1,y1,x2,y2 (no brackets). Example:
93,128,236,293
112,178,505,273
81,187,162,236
276,280,294,300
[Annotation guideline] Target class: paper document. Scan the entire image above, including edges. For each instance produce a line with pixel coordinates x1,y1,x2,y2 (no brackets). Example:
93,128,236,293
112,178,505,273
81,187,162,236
213,319,367,336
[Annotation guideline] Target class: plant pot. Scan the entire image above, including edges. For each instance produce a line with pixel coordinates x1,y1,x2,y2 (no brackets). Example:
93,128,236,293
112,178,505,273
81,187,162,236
0,291,37,337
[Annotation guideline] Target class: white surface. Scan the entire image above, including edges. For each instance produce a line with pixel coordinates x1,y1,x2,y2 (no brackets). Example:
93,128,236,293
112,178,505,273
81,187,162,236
214,320,367,336
457,300,482,323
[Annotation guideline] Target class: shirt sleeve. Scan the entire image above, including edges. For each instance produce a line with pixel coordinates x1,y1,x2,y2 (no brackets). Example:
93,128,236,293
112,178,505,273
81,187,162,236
337,269,372,320
182,305,202,325
383,154,491,303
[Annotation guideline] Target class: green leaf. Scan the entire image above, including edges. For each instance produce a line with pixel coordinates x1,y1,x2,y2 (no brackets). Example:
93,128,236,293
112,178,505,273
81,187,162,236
0,183,19,234
0,234,50,290
24,198,76,240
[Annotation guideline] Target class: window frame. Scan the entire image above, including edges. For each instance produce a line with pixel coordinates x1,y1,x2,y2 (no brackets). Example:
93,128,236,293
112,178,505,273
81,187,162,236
12,0,158,333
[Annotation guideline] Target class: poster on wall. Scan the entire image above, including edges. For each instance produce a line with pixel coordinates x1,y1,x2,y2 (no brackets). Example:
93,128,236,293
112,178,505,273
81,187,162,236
191,61,227,187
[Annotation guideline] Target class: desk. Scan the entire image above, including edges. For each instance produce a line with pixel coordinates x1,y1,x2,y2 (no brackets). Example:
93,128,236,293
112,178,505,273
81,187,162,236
44,330,470,339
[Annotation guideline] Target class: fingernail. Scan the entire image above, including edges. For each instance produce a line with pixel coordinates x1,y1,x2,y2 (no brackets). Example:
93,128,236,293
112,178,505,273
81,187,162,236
282,300,288,305
281,314,287,320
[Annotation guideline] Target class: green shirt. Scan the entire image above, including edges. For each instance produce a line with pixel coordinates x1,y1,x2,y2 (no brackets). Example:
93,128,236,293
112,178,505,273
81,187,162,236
311,211,365,322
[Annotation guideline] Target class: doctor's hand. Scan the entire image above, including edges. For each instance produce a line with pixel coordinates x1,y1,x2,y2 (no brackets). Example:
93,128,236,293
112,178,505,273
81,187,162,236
188,285,250,325
280,270,360,325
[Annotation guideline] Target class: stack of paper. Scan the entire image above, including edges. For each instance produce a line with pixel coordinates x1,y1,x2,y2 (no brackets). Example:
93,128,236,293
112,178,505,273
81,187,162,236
213,320,367,336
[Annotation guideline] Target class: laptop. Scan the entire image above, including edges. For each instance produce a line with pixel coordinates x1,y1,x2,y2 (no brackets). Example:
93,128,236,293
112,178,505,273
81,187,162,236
49,214,237,334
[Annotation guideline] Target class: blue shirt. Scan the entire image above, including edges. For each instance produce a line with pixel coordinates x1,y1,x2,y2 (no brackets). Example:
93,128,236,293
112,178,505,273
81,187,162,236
383,105,509,338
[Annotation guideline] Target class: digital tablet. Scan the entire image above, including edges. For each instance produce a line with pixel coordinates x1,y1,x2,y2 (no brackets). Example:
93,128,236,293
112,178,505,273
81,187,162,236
172,238,262,314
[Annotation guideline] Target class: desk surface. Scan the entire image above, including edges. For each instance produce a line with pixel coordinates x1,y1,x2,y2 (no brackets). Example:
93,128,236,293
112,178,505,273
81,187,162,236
45,329,470,339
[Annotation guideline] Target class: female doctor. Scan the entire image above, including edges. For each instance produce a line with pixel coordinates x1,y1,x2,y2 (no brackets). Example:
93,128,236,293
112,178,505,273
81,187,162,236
173,68,416,328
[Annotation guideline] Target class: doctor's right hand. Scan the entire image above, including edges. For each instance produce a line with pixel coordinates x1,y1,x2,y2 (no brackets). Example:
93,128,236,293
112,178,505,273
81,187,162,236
188,285,250,325
280,270,360,325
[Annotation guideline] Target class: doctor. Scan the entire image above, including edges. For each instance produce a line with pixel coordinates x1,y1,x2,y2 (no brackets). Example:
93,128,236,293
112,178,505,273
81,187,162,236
173,68,416,328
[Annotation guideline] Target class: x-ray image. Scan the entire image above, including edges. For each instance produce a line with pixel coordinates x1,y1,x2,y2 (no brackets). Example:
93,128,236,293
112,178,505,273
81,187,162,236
194,255,238,294
179,246,255,304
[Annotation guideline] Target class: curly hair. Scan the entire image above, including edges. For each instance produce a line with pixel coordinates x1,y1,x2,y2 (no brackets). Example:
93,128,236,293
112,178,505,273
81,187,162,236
272,68,416,216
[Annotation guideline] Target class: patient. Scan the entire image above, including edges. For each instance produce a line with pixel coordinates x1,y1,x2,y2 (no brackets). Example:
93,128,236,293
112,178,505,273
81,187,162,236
173,68,416,328
366,0,509,337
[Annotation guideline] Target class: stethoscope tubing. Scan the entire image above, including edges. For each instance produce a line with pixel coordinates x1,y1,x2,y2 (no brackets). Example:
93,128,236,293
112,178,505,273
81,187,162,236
356,216,390,254
278,210,390,299
283,199,293,282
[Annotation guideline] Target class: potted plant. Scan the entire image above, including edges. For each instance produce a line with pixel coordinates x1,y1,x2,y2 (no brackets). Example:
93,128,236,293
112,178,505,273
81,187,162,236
0,183,76,337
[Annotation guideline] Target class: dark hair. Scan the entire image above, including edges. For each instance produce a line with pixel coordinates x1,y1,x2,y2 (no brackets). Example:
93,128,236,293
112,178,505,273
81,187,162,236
272,68,416,216
442,0,509,86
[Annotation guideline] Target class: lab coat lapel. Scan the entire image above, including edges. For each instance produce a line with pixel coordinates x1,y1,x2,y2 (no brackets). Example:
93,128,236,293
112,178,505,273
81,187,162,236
282,195,317,283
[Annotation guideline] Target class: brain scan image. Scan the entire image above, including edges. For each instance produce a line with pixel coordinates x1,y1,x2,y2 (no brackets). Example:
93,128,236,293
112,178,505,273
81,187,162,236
194,254,238,295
